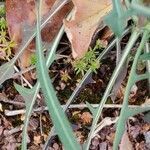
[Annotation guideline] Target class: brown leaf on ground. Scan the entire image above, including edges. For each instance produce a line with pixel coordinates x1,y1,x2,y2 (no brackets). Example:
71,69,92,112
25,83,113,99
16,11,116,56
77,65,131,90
6,0,72,68
81,112,92,124
52,143,60,150
64,0,112,59
1,135,18,150
90,136,100,150
6,0,55,44
34,135,41,145
106,132,115,144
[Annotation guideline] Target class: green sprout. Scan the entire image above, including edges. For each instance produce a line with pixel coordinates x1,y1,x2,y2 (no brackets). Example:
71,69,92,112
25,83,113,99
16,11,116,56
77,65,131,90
0,5,5,17
30,54,37,65
73,39,103,75
0,5,15,60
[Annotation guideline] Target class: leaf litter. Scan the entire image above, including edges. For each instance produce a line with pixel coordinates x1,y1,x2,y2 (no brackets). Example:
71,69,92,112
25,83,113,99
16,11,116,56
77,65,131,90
0,0,149,149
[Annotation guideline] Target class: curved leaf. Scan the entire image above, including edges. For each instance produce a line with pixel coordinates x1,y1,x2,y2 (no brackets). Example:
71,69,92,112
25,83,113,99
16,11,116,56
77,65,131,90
36,1,81,149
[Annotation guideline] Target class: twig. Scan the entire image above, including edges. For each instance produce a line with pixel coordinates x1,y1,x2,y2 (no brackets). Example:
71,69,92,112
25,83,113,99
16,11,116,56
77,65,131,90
12,65,35,78
116,37,121,65
92,117,119,138
4,104,147,116
4,126,23,137
0,93,25,107
39,114,43,135
12,54,69,78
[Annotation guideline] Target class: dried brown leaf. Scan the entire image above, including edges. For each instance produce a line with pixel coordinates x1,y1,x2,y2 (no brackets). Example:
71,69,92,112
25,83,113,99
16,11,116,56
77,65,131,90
6,0,72,68
81,112,92,124
34,135,41,145
64,0,112,58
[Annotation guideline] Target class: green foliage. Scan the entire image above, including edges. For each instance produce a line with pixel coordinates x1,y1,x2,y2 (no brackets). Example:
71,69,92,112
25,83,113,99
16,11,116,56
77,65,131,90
61,70,71,82
35,2,81,149
0,0,66,85
103,1,150,150
0,30,16,59
0,5,15,60
104,0,150,37
0,5,5,17
0,1,149,150
30,54,37,65
0,17,7,30
73,40,102,75
104,0,127,37
113,24,150,150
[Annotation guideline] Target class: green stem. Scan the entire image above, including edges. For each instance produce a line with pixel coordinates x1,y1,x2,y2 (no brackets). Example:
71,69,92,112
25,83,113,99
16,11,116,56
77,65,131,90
113,29,149,150
113,0,123,17
85,29,139,150
131,1,150,17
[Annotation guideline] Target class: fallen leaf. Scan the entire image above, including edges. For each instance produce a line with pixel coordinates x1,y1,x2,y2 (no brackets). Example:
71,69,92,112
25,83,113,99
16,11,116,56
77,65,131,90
6,0,55,44
97,26,113,48
28,118,39,130
93,117,118,138
99,142,107,150
2,135,18,150
0,126,4,136
90,136,100,150
34,135,41,145
75,131,84,143
120,130,133,150
107,132,115,144
64,0,112,58
20,114,25,121
6,0,72,68
130,125,141,139
81,112,92,124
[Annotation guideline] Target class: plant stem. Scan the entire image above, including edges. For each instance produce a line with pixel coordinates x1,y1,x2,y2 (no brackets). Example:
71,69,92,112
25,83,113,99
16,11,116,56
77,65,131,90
85,28,139,150
113,29,149,150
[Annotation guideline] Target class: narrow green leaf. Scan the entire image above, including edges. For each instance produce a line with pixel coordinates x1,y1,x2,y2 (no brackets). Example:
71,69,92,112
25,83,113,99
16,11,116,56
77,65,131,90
131,0,150,17
104,0,128,37
14,83,40,150
128,106,150,117
140,53,150,60
35,1,81,149
85,29,139,150
0,59,15,85
43,33,119,150
113,29,150,150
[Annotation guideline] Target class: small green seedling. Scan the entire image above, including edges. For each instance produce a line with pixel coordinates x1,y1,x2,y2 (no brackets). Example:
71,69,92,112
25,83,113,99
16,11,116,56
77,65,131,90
73,39,103,75
30,54,37,65
0,5,15,60
0,5,5,17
